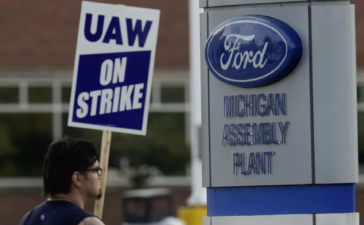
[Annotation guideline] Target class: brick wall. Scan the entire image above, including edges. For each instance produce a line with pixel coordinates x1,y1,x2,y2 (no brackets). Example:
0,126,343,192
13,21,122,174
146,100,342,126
0,0,189,69
0,0,362,69
353,0,364,68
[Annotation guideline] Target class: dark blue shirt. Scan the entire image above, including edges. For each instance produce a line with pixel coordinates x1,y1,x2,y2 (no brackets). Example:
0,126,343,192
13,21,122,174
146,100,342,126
19,200,95,225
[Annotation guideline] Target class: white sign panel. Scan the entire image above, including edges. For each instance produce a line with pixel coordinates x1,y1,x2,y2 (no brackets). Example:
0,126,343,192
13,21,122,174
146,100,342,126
68,1,160,135
202,3,358,187
204,213,359,225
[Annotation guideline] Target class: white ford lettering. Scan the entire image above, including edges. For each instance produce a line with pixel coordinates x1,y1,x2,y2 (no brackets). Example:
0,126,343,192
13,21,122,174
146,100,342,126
220,34,268,70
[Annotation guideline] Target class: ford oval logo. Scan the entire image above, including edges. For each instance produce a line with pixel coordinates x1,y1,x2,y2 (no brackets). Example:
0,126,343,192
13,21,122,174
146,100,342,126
205,16,303,87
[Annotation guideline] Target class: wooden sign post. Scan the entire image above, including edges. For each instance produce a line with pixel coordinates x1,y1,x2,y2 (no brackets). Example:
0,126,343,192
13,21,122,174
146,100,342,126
94,131,112,218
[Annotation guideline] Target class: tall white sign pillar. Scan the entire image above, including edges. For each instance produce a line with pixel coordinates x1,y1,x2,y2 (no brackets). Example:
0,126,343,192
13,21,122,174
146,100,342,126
188,0,206,206
200,0,359,225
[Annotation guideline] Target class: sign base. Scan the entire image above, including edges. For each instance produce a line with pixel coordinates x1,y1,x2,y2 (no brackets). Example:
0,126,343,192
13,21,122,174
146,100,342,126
204,213,359,225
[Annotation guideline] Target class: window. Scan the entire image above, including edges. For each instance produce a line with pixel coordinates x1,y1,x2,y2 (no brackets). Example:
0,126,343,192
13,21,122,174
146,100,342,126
0,79,190,177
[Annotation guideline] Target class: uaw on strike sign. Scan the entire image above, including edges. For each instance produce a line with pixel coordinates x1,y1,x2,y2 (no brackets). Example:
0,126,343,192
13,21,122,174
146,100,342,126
68,1,160,135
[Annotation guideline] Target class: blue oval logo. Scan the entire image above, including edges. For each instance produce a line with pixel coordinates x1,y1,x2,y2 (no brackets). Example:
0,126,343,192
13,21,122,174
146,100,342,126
205,16,303,87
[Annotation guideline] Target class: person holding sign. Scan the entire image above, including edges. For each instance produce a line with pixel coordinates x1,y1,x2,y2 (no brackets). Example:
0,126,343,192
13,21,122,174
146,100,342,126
19,137,106,225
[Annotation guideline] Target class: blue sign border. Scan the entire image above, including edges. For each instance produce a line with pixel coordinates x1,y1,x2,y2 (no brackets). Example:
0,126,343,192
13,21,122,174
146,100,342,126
207,184,355,216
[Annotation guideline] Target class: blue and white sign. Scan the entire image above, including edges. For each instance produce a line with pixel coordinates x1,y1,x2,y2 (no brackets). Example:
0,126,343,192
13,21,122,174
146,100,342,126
68,2,160,135
205,16,302,87
201,3,358,225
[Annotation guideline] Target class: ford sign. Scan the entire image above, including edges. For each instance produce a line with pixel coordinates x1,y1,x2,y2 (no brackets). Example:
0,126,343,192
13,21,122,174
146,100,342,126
205,16,303,87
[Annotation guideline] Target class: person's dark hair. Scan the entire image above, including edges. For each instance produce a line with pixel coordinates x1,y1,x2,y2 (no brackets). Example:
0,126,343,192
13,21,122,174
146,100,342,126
42,137,99,196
